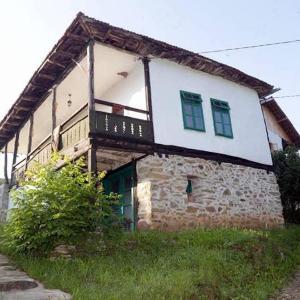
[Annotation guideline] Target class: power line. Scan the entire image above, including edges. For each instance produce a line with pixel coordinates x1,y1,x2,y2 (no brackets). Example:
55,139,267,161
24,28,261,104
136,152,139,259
200,39,300,54
274,94,300,99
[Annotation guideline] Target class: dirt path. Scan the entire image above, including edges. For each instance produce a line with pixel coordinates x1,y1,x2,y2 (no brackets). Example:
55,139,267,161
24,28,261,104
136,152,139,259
271,270,300,300
0,254,71,300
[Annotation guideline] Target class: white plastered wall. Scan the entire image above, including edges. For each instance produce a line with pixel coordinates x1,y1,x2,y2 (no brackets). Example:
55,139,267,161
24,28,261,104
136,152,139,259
55,56,88,126
31,93,52,150
94,43,146,119
149,59,272,165
262,105,291,150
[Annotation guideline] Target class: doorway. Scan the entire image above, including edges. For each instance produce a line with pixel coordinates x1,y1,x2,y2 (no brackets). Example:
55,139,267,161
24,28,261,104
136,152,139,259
103,165,135,230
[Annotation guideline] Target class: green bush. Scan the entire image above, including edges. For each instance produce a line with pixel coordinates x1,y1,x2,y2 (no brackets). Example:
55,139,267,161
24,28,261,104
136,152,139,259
273,146,300,224
1,155,120,255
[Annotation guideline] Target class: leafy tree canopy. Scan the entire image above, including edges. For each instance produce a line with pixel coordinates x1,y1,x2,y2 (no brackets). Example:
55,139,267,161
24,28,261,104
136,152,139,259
273,146,300,224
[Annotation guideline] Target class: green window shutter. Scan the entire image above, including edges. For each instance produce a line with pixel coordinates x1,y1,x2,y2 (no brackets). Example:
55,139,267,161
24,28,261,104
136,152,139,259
180,91,205,131
186,179,192,193
211,99,233,138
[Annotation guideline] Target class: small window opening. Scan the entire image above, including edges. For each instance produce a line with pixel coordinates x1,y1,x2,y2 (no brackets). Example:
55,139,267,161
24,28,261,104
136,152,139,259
186,179,192,194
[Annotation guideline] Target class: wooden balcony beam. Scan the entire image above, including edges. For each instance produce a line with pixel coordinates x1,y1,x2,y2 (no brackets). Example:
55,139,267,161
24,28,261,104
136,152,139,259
94,98,149,115
21,95,40,102
38,73,57,81
66,33,89,43
47,59,66,69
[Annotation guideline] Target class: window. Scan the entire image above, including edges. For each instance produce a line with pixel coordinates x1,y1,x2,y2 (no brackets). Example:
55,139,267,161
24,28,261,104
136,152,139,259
211,99,233,138
186,179,192,194
180,91,205,131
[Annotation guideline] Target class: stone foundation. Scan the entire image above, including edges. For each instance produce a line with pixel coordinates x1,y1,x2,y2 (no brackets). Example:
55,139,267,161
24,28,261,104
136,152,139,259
136,154,284,230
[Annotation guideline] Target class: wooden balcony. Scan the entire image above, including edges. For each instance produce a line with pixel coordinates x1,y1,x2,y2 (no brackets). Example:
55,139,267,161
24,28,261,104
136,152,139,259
94,111,153,143
12,99,153,182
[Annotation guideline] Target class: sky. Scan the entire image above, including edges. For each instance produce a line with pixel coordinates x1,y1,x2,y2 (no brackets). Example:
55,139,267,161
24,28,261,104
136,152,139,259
0,0,300,176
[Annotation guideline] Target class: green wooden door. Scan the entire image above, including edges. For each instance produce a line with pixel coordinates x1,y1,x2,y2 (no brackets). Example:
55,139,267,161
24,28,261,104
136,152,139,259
103,165,135,230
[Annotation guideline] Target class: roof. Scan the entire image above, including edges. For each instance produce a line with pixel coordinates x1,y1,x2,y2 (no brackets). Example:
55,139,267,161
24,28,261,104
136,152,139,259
261,97,300,146
0,12,275,149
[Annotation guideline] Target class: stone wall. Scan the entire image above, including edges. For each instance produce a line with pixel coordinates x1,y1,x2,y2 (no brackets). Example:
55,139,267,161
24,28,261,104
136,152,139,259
136,154,284,230
0,184,9,223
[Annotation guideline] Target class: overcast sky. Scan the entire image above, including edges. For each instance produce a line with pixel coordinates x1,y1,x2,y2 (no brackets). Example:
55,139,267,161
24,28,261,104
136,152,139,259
0,0,300,176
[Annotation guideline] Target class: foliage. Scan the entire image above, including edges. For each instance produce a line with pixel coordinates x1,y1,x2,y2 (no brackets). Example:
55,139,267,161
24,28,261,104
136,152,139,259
1,154,120,255
1,227,300,299
273,146,300,224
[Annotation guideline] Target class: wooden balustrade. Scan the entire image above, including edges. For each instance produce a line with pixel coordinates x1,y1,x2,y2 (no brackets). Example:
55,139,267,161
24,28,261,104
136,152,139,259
95,111,153,142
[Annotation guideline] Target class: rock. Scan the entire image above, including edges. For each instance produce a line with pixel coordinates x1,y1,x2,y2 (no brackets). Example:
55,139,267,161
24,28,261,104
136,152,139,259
50,245,76,260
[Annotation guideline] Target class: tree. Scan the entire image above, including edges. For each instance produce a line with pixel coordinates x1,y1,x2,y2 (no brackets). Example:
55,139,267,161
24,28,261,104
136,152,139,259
272,146,300,224
2,155,120,254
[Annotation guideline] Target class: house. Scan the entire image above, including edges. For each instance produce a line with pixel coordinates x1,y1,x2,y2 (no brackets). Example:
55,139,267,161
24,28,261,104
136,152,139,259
0,12,285,229
261,97,300,151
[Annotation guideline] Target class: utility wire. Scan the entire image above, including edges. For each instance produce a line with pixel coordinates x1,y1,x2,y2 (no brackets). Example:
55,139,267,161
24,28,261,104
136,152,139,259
274,94,300,99
200,39,300,54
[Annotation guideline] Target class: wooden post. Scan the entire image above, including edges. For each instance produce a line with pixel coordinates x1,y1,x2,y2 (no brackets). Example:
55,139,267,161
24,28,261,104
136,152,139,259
88,142,97,174
87,39,97,174
10,130,19,186
52,87,57,134
142,57,155,142
4,144,9,184
87,39,95,134
25,114,33,170
51,87,58,152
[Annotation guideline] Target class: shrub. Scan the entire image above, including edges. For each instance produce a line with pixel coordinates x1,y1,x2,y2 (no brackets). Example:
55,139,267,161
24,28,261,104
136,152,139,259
273,146,300,224
1,155,120,255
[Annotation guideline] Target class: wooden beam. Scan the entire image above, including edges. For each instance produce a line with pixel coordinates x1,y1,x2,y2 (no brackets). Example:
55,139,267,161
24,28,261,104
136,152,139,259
38,73,56,81
67,33,89,42
87,39,95,133
94,98,149,115
88,141,97,174
51,87,57,150
10,130,19,186
21,95,40,102
47,59,66,69
278,117,288,123
55,50,75,59
28,82,46,89
142,57,155,141
52,87,57,132
4,144,8,184
16,106,32,112
6,121,20,126
25,114,33,171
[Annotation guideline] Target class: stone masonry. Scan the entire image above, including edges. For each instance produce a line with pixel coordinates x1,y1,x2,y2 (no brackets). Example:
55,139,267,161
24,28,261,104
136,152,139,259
136,154,284,230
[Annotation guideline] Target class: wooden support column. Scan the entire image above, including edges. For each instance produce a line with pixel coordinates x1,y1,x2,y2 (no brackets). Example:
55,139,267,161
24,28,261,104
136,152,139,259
10,130,19,186
142,57,155,142
87,39,95,134
25,114,33,171
87,39,97,174
51,87,57,134
87,141,97,174
4,144,9,184
51,87,58,152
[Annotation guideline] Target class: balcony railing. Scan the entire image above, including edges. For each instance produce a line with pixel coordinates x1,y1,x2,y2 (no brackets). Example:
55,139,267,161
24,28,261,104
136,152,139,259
94,111,153,143
94,98,153,143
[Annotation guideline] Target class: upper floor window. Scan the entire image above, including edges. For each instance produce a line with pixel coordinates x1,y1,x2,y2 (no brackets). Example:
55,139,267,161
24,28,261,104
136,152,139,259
211,99,233,138
180,91,205,132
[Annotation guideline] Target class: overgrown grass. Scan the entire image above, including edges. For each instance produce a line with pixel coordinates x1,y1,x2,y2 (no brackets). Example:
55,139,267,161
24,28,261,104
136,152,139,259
1,226,300,299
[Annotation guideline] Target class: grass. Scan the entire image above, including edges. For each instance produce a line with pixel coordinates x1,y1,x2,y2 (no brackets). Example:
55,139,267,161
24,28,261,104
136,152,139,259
1,226,300,299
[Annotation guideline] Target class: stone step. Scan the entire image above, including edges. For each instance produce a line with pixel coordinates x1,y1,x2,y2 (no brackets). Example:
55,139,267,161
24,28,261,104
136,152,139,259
0,254,72,299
